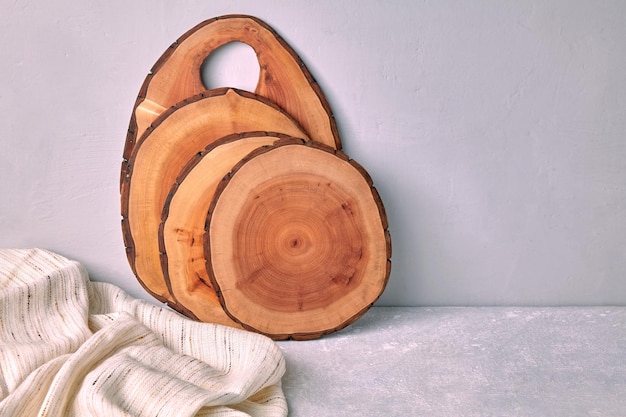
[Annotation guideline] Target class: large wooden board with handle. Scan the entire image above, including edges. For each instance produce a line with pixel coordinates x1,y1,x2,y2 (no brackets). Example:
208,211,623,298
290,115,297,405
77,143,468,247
123,14,340,166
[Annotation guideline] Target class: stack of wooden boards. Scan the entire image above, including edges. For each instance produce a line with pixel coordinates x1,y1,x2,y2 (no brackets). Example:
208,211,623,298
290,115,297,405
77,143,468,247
120,15,391,340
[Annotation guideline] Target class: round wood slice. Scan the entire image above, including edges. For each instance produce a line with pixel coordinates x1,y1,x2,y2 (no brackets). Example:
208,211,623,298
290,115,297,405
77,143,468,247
205,140,392,340
121,89,308,305
123,14,340,169
160,132,294,326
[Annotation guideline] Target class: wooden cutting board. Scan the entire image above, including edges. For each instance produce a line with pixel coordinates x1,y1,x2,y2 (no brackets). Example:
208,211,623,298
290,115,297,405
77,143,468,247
205,139,391,340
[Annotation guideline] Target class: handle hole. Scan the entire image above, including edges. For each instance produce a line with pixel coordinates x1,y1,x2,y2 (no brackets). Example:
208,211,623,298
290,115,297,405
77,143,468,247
201,42,260,92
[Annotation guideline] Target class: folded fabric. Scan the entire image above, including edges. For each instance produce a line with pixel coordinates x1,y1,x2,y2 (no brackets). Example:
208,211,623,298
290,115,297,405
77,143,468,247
0,249,287,417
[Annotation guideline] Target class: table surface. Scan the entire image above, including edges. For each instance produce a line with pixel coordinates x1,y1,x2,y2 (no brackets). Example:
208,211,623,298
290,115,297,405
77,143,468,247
277,306,626,417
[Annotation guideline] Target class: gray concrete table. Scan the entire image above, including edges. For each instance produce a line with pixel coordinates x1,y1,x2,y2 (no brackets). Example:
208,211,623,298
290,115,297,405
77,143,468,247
277,307,626,416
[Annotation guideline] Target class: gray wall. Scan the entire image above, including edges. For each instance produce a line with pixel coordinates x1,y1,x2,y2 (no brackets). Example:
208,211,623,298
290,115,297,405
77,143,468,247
1,0,625,306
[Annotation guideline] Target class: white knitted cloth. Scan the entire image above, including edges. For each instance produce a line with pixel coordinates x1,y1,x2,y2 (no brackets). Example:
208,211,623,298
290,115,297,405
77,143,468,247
0,249,288,417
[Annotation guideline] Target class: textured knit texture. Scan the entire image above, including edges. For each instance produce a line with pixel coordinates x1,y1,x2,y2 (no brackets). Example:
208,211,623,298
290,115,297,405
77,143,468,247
0,249,288,417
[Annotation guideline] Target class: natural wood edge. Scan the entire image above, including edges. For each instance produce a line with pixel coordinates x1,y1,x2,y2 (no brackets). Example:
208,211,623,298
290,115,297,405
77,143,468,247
371,187,389,230
348,158,374,186
165,300,201,321
385,230,393,259
204,139,392,340
121,217,168,304
221,297,383,342
122,73,154,167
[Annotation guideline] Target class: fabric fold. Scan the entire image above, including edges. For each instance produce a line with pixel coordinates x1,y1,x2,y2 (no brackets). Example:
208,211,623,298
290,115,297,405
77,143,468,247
0,249,287,417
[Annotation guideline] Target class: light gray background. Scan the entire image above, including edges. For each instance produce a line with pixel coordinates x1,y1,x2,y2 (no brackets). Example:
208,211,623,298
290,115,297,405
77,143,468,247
1,1,625,306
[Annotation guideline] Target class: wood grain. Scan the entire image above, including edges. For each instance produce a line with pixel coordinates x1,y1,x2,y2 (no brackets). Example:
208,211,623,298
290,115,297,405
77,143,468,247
205,140,391,340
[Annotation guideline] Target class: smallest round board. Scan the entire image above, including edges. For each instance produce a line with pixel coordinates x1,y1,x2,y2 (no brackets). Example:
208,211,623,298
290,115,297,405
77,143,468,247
205,140,391,340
